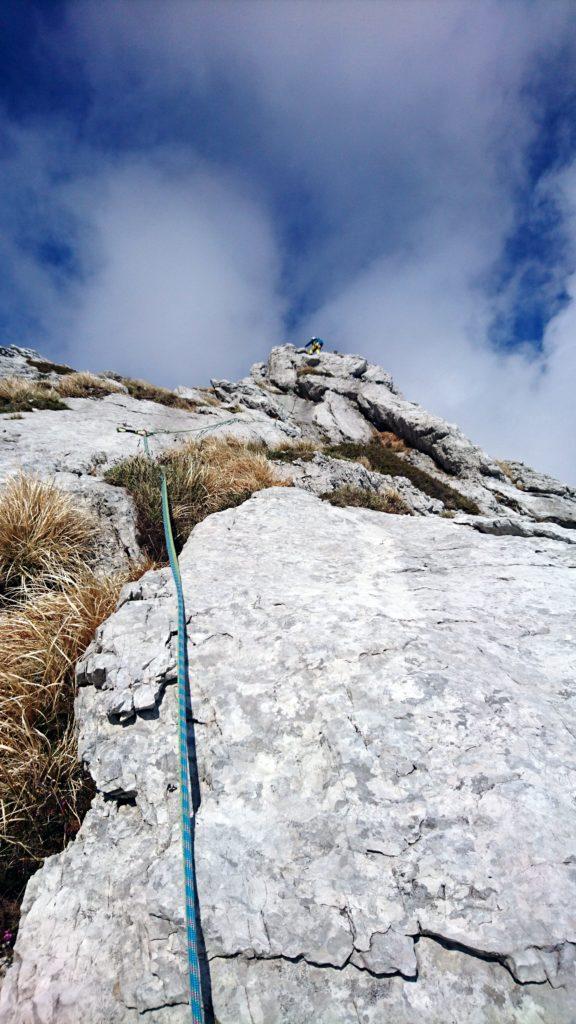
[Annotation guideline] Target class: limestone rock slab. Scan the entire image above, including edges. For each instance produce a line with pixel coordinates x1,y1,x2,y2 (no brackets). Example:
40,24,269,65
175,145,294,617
3,488,575,1022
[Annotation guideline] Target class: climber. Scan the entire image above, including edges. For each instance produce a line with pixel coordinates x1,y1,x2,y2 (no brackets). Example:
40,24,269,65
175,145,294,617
305,337,325,354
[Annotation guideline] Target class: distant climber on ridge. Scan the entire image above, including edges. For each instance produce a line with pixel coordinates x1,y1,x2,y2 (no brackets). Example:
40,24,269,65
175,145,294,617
305,337,324,354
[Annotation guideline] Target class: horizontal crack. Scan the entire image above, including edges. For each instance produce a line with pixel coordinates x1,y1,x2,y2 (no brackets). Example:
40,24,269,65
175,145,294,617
417,928,551,988
209,947,412,980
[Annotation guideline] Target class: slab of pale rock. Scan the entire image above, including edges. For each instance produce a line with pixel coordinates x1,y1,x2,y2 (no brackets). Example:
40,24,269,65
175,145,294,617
2,488,575,1023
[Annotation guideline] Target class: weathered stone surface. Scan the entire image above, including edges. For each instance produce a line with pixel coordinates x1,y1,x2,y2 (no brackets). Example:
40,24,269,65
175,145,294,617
3,488,575,1022
267,345,299,390
209,377,295,423
278,453,443,515
357,383,505,481
295,372,361,403
311,392,374,443
4,342,576,531
3,341,576,1022
454,512,576,545
500,460,575,497
0,344,55,380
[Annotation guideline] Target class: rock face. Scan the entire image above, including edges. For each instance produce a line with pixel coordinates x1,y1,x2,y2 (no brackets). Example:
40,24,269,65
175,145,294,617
2,488,575,1023
1,343,576,1022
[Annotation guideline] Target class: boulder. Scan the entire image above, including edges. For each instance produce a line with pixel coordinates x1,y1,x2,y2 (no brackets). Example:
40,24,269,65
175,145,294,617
3,488,575,1022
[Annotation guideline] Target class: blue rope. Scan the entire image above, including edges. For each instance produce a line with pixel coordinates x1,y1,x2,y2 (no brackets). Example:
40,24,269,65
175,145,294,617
160,471,205,1023
136,428,204,1022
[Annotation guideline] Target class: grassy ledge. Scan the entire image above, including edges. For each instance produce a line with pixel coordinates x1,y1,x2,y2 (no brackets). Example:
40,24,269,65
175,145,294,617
325,438,480,515
322,485,412,514
105,436,289,561
0,378,68,414
121,376,200,411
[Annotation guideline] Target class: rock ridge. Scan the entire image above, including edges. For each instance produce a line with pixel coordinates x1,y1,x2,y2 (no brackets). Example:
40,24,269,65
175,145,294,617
1,343,575,1022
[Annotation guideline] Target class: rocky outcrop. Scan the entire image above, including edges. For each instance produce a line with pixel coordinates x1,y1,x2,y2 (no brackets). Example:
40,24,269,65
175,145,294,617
2,488,575,1022
2,342,576,1022
277,453,443,516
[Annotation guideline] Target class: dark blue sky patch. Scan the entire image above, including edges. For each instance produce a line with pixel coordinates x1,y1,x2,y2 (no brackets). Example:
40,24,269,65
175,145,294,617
0,0,89,122
487,40,576,352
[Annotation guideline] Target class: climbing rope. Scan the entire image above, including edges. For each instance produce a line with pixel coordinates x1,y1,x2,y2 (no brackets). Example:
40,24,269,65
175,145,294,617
118,423,205,1023
160,459,205,1024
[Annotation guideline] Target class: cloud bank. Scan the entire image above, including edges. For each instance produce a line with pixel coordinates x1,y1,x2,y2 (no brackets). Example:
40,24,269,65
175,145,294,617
1,1,576,479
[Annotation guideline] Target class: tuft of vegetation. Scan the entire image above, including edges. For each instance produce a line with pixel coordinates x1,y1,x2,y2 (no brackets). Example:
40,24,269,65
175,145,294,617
0,377,68,414
26,358,74,376
266,440,319,463
497,460,525,490
121,376,199,411
55,371,124,399
0,471,152,952
322,485,412,514
105,436,288,561
0,475,99,604
0,563,149,939
325,438,480,515
377,430,408,452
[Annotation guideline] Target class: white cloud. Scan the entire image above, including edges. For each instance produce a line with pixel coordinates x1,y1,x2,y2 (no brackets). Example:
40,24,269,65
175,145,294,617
59,161,285,384
2,1,576,481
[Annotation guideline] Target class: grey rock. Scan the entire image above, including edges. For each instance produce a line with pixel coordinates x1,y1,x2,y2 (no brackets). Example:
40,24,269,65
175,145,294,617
3,488,575,1022
0,344,50,380
267,345,299,390
210,377,293,421
361,361,398,391
312,392,374,443
296,373,361,403
499,460,575,497
454,513,576,545
278,453,443,515
302,351,368,379
357,383,505,481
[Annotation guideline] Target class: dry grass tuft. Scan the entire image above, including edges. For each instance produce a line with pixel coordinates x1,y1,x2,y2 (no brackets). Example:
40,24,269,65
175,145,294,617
121,376,199,411
0,377,68,414
0,563,150,897
496,460,525,490
322,485,412,514
0,475,98,604
105,436,288,560
376,430,408,452
55,371,124,399
0,467,153,948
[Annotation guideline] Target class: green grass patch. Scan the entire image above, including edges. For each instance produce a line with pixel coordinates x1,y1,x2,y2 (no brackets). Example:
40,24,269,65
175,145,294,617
324,439,480,514
322,485,411,514
266,440,319,463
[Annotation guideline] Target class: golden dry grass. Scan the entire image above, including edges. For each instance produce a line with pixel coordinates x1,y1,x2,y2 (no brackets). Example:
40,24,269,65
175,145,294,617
55,371,124,398
376,430,408,452
0,475,98,604
0,563,150,886
496,460,525,490
105,435,289,560
0,377,67,414
121,376,199,411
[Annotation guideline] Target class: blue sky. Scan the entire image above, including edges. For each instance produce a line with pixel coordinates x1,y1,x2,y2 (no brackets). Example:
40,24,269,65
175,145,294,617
1,1,576,479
